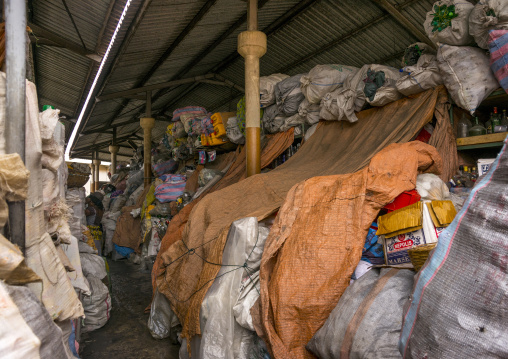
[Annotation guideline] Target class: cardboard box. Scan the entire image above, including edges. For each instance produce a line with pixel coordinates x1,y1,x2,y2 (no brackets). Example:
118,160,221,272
478,158,495,176
384,229,427,265
377,200,456,265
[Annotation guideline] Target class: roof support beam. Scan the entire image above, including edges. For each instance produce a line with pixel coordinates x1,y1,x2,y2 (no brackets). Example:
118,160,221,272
158,0,315,113
371,0,436,49
127,140,138,150
72,0,117,118
100,0,219,130
137,0,218,86
27,23,102,62
97,74,215,101
72,131,139,154
115,0,272,125
96,74,244,101
61,0,88,50
81,112,172,135
71,0,154,151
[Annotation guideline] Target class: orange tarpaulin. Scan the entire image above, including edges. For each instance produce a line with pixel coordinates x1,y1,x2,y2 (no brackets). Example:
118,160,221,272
258,141,441,358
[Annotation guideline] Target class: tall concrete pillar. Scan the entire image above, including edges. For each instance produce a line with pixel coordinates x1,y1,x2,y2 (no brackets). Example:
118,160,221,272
90,163,95,193
109,145,119,176
93,159,101,192
140,117,155,188
238,0,266,177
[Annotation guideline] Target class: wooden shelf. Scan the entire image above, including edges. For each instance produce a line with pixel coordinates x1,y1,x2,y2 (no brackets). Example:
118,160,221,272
478,88,508,109
457,132,507,150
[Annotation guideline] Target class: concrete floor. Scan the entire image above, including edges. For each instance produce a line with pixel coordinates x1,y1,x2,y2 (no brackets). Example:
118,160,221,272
80,259,180,359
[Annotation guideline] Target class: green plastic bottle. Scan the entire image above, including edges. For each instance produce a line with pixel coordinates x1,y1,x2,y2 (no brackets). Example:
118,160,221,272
468,117,487,136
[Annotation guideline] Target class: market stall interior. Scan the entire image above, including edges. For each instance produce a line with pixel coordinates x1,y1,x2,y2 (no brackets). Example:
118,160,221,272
1,0,508,358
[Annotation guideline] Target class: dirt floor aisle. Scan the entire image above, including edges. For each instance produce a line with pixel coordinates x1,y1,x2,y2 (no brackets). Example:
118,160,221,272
80,259,180,359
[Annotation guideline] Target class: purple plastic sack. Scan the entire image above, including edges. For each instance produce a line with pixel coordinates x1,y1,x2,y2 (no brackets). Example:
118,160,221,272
172,106,207,122
152,159,178,177
155,175,186,203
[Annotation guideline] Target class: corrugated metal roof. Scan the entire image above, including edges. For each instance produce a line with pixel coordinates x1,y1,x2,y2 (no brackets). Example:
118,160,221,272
32,0,440,159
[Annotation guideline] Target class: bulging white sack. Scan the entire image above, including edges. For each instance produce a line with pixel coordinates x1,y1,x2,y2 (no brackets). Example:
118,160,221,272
300,65,358,104
469,0,508,49
424,0,474,46
437,44,499,114
260,73,289,108
396,54,443,96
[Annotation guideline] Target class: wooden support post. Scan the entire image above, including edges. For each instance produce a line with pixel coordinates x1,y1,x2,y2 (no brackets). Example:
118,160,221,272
140,117,155,188
93,157,101,192
109,145,119,176
238,0,266,177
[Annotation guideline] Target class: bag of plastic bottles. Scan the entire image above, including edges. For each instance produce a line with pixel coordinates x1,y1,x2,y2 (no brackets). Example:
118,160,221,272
423,0,474,46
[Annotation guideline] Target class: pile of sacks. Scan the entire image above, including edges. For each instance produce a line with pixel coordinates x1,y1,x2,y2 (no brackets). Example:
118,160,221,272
149,173,464,359
100,160,188,268
64,186,112,334
101,167,145,258
420,0,507,112
0,78,87,358
37,109,112,337
158,106,213,162
225,0,508,141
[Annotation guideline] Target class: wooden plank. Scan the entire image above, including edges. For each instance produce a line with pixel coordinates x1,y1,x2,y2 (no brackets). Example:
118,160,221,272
456,132,508,146
371,0,436,49
457,142,504,150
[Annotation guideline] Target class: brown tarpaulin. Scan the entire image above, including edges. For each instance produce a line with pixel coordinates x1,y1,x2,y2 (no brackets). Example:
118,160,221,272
155,87,454,347
111,183,152,252
428,91,458,182
112,205,142,252
258,141,442,359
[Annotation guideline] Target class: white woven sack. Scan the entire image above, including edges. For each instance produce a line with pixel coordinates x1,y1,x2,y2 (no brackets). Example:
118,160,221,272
469,0,508,49
0,281,41,359
260,73,289,108
366,64,405,107
396,54,443,96
279,113,305,132
82,275,111,333
38,108,60,143
25,232,84,321
25,80,46,242
437,44,499,114
80,252,107,280
298,99,321,125
61,235,91,295
423,0,474,46
300,64,358,104
320,65,369,123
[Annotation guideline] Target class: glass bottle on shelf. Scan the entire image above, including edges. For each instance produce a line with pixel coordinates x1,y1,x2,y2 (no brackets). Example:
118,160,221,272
470,166,478,182
496,109,508,133
457,115,472,138
468,116,487,136
462,166,475,188
486,112,493,134
492,107,501,133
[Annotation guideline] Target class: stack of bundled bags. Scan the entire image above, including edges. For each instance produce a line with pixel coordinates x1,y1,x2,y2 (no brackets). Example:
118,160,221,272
66,186,112,335
101,167,145,259
100,154,188,269
226,0,508,144
0,76,104,358
39,105,112,336
418,0,508,114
